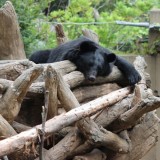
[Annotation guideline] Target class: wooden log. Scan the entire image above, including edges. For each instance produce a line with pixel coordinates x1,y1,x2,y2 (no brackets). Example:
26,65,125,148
0,115,17,138
45,66,58,119
0,60,76,80
0,60,34,80
0,67,122,99
28,65,125,97
41,129,83,160
0,1,26,60
82,29,99,43
40,70,131,160
113,112,159,160
67,140,94,159
0,65,44,122
0,59,28,65
108,95,160,132
65,56,158,159
77,118,130,153
148,9,160,54
55,24,68,45
73,149,106,160
94,96,133,127
11,121,31,133
107,56,155,132
66,96,133,159
0,115,32,160
73,83,120,103
0,87,131,157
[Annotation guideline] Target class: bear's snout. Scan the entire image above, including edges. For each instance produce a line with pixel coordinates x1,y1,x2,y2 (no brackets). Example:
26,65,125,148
88,75,96,81
86,70,97,82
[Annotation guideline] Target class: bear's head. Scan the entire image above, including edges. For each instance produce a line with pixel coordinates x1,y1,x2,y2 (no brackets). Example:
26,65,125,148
64,39,116,81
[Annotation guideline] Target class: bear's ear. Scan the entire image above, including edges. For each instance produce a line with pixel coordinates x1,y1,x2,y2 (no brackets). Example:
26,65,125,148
79,41,98,52
107,53,117,63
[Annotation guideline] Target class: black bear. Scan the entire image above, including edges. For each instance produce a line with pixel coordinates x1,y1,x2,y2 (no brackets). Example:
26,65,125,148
29,36,141,85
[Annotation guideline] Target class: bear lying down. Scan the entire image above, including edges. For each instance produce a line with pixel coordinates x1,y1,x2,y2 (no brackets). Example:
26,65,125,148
29,37,141,85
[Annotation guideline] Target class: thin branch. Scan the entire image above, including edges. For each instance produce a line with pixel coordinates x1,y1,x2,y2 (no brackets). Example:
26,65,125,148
39,91,49,160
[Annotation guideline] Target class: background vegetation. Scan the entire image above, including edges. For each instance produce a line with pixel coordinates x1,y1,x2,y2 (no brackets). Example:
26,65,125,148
0,0,160,57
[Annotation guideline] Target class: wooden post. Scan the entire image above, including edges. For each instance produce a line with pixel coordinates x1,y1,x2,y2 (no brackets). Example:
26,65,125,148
148,9,160,54
0,1,26,60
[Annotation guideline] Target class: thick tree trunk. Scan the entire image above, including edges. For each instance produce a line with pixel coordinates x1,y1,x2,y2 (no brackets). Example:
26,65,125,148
0,1,26,60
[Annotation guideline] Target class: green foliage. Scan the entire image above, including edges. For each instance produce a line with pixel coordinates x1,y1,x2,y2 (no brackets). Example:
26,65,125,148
1,0,160,56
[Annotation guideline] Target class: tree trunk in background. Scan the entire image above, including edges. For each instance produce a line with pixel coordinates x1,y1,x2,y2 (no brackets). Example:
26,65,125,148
0,1,26,60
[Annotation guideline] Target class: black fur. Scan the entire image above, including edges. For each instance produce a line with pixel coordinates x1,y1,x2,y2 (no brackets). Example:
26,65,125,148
29,37,141,84
29,49,51,64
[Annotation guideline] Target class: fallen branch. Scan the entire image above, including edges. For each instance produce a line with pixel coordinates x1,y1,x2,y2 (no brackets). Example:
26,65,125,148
0,65,44,122
0,60,34,80
39,91,49,160
77,118,130,153
0,86,131,157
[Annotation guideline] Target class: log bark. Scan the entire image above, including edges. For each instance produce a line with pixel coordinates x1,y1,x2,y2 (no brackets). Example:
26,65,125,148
0,115,17,138
0,1,26,60
11,121,31,133
82,29,99,43
0,60,76,80
0,66,122,99
0,87,131,157
107,56,155,132
44,66,58,119
77,118,130,153
0,65,44,122
0,60,34,80
113,112,159,160
41,128,83,160
40,70,131,160
66,96,133,159
73,83,120,103
73,149,106,160
108,95,160,132
55,24,68,45
0,116,34,160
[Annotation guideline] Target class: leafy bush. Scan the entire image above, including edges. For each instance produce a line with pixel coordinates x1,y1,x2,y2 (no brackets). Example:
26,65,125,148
1,0,160,56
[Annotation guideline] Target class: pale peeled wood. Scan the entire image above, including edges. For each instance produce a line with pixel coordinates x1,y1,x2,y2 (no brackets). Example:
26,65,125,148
0,87,131,157
0,60,34,80
40,74,131,160
0,60,76,80
0,65,44,122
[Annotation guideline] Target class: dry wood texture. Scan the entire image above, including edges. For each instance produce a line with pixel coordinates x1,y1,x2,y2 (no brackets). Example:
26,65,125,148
0,86,131,157
0,1,26,60
55,24,68,45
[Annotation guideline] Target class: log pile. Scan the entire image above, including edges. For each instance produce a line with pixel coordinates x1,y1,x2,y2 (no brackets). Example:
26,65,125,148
0,1,160,160
0,55,159,160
